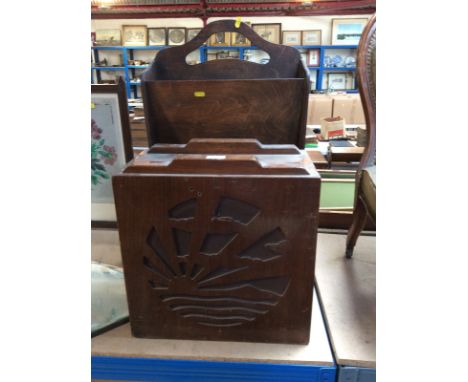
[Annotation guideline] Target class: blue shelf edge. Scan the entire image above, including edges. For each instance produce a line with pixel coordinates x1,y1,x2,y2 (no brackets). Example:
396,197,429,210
92,356,336,382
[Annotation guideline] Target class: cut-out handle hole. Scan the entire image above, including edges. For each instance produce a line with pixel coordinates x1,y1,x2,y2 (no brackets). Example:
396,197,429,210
185,33,271,65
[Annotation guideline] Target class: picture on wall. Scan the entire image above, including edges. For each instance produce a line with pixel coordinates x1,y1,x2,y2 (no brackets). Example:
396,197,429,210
186,28,201,42
95,29,121,46
148,28,166,46
282,31,301,46
168,28,186,46
209,31,230,46
331,18,368,45
302,30,322,45
91,81,133,224
231,32,250,47
327,72,348,90
122,25,147,46
307,49,320,67
252,23,281,44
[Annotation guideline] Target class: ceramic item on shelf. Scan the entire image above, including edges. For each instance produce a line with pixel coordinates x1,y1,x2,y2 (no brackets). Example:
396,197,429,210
331,55,343,67
345,56,356,68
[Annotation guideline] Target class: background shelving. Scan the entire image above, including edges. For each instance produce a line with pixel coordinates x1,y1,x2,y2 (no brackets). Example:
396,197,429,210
91,44,359,99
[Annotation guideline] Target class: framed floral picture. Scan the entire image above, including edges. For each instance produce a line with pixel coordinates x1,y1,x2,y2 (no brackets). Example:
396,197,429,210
122,25,148,46
331,18,368,45
148,28,166,46
302,30,322,45
282,31,301,46
91,80,133,226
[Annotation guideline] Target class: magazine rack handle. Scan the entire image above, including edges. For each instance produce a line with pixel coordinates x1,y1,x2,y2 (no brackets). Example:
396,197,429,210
143,20,301,80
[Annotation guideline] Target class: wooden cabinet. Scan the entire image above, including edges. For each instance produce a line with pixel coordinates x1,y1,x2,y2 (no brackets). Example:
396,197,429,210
113,139,321,344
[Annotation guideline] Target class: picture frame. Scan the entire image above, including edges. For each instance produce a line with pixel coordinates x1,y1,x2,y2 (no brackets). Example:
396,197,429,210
252,23,282,44
307,49,320,67
231,31,251,47
167,28,186,46
122,25,147,46
327,72,348,90
302,30,322,45
208,31,230,46
91,79,133,227
282,31,301,46
331,18,368,45
148,28,166,46
95,29,121,46
186,28,202,42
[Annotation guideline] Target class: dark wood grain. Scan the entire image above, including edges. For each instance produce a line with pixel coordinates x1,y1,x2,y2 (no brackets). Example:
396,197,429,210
306,150,328,169
141,20,309,148
346,14,376,258
112,139,320,344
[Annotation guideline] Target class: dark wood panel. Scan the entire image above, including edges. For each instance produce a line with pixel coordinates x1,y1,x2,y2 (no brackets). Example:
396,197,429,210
144,79,305,145
112,139,320,344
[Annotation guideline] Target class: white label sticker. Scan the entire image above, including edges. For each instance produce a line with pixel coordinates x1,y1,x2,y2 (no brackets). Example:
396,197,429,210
206,155,226,160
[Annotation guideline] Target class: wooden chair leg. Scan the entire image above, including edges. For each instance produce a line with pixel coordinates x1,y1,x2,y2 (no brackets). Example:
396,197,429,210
346,196,368,259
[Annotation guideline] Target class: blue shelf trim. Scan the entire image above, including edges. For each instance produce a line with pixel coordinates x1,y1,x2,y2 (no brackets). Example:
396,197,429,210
92,356,336,382
128,65,149,69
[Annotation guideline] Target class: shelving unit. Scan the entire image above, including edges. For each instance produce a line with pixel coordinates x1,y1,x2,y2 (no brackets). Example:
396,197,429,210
91,46,167,99
91,44,358,99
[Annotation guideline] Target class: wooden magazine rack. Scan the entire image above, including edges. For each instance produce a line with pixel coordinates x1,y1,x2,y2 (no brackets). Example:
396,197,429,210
141,20,310,148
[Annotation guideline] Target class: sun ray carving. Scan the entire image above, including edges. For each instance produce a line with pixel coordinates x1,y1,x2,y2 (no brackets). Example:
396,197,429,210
144,196,291,327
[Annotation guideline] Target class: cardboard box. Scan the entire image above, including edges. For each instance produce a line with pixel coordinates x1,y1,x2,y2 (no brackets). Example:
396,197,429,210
307,94,333,125
320,116,346,140
331,94,365,124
